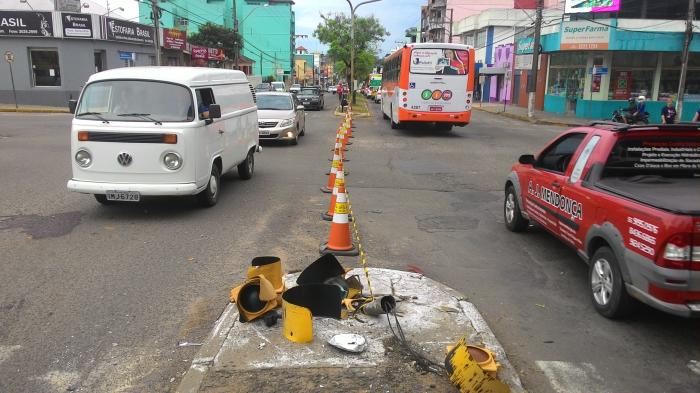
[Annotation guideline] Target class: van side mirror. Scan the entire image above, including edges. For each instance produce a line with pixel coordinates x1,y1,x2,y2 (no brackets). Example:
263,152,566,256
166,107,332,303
208,104,221,119
518,154,535,165
68,99,77,114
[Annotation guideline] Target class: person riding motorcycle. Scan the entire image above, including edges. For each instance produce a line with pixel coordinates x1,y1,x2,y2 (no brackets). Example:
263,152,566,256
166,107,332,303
623,96,647,124
622,97,637,124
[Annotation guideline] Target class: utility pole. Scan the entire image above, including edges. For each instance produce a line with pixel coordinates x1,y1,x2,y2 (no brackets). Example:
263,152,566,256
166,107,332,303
233,0,239,70
676,0,695,120
260,52,263,76
150,0,161,66
345,0,382,105
527,0,543,118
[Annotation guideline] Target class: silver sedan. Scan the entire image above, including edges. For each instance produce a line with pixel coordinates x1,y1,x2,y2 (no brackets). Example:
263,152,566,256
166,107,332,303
256,92,306,145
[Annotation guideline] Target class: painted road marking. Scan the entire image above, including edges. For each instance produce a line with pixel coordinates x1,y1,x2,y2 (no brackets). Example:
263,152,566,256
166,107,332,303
536,361,612,393
0,345,21,366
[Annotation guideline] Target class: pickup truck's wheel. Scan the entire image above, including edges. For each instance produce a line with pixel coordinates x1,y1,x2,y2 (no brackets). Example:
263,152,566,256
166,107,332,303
504,185,528,232
198,164,220,207
238,149,254,180
589,246,634,318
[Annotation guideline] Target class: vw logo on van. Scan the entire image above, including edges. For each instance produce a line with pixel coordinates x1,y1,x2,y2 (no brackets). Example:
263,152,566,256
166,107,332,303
117,152,133,166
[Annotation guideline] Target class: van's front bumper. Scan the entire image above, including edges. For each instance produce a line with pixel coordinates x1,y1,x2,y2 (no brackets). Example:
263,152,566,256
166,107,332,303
67,180,201,196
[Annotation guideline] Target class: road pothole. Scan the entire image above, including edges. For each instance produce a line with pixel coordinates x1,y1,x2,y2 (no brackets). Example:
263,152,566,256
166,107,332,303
0,211,83,239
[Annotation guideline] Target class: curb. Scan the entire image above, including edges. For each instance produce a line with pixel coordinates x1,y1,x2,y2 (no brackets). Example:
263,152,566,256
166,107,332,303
0,108,70,113
473,106,583,127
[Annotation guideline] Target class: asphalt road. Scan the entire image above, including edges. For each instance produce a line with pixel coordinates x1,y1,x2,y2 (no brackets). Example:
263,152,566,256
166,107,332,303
1,102,699,393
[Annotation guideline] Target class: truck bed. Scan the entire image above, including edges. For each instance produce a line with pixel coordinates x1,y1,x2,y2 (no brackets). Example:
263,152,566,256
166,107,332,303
595,176,700,216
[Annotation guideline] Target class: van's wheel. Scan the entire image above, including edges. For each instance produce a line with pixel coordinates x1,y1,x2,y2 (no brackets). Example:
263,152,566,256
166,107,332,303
238,149,254,180
198,164,220,207
504,185,528,232
589,246,635,318
94,194,113,205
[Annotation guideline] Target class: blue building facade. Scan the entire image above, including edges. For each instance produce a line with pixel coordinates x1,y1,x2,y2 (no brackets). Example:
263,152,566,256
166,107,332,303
540,18,700,122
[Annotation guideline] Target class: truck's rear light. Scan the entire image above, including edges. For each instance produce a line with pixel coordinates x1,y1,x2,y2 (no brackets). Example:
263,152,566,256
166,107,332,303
648,283,700,304
657,233,700,270
77,131,89,141
163,134,178,144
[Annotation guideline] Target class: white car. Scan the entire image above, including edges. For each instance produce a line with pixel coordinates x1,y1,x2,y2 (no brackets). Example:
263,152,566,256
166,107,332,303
68,67,260,207
271,81,285,92
289,84,301,94
256,92,306,145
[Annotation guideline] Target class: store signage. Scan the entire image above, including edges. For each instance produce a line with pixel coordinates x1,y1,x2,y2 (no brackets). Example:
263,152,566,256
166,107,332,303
104,17,154,45
514,54,542,70
208,47,225,61
612,71,632,100
62,13,92,38
0,11,54,37
119,51,136,61
191,46,209,60
516,37,534,55
592,66,608,75
565,0,620,14
163,28,186,50
561,20,610,50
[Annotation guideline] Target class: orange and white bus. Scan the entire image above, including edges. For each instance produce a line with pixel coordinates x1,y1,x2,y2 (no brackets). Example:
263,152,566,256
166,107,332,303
381,43,475,130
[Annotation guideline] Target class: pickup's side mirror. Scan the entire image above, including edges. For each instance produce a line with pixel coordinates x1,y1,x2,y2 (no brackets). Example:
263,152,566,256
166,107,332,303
518,154,535,165
208,104,222,119
296,105,305,111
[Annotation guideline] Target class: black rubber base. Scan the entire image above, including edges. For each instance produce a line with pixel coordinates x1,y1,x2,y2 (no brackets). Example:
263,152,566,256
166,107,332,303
319,242,359,256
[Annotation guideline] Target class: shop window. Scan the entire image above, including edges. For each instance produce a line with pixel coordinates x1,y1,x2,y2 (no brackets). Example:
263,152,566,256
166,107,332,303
547,68,585,99
660,70,700,101
613,52,657,68
609,70,654,100
476,29,486,48
30,49,60,87
549,52,587,67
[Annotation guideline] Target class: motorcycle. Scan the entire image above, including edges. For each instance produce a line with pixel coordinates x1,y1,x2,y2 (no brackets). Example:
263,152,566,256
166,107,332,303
611,109,649,125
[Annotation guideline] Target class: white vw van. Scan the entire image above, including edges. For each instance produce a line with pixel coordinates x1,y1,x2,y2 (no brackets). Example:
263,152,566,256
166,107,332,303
67,67,260,207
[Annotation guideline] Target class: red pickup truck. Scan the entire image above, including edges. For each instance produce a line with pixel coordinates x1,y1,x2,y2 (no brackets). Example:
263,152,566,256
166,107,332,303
504,122,700,318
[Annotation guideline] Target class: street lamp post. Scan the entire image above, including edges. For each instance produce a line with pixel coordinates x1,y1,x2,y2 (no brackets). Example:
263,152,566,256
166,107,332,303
345,0,381,105
233,1,269,70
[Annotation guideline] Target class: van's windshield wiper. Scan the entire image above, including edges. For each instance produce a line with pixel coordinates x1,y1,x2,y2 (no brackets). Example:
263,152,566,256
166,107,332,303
76,112,109,123
117,113,163,125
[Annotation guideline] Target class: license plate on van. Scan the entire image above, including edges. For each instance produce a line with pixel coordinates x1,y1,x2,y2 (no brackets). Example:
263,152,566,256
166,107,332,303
106,191,141,202
259,130,270,136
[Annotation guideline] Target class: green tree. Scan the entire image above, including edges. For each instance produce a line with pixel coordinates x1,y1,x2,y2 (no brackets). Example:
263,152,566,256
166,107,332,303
188,23,242,60
314,13,388,85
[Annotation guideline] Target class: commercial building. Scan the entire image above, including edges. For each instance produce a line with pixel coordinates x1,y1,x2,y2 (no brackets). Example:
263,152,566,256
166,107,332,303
139,0,294,80
0,7,158,106
420,0,512,43
532,0,700,121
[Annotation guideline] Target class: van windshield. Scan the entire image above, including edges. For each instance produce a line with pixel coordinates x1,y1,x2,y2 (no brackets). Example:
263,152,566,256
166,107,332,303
76,80,194,122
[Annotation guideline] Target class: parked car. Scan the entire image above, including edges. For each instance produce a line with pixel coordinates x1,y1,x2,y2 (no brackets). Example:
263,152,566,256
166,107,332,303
271,81,285,92
297,86,324,110
289,84,301,94
255,83,273,92
68,67,259,207
327,85,336,94
505,122,700,318
256,92,305,145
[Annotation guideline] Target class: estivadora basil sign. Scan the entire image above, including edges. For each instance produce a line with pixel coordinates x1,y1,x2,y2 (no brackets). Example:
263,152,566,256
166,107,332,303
103,17,154,44
0,11,53,37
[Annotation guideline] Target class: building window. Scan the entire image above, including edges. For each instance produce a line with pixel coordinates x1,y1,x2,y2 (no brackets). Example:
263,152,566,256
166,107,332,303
30,49,60,87
476,29,486,48
547,52,587,100
659,52,700,101
609,51,656,100
461,33,474,46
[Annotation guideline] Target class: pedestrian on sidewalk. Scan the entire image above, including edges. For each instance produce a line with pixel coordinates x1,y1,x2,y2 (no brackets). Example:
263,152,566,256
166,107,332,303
336,84,344,104
661,99,676,124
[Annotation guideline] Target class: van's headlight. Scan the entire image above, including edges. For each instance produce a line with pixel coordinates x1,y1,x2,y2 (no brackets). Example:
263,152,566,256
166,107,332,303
279,118,294,128
164,152,182,170
75,149,92,167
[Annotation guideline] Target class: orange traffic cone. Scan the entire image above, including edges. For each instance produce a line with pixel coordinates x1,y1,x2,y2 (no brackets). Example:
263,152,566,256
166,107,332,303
321,147,341,193
322,161,352,221
345,119,353,138
320,185,358,256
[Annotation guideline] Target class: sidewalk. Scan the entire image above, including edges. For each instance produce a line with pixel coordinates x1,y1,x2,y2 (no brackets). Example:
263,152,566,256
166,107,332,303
0,104,70,113
474,102,594,127
177,268,525,393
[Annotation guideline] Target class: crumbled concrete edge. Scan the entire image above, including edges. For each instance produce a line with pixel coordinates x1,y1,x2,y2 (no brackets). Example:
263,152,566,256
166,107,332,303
473,106,582,127
459,301,527,393
176,303,238,393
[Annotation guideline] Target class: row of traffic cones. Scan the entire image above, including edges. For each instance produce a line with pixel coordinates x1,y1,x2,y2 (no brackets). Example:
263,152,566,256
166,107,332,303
320,109,359,257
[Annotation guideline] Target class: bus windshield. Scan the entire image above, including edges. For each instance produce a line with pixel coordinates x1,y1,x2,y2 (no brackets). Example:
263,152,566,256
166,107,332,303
410,48,469,75
76,80,194,122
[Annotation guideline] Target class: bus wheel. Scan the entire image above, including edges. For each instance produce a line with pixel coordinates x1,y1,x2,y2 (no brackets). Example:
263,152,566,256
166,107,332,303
390,106,399,129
